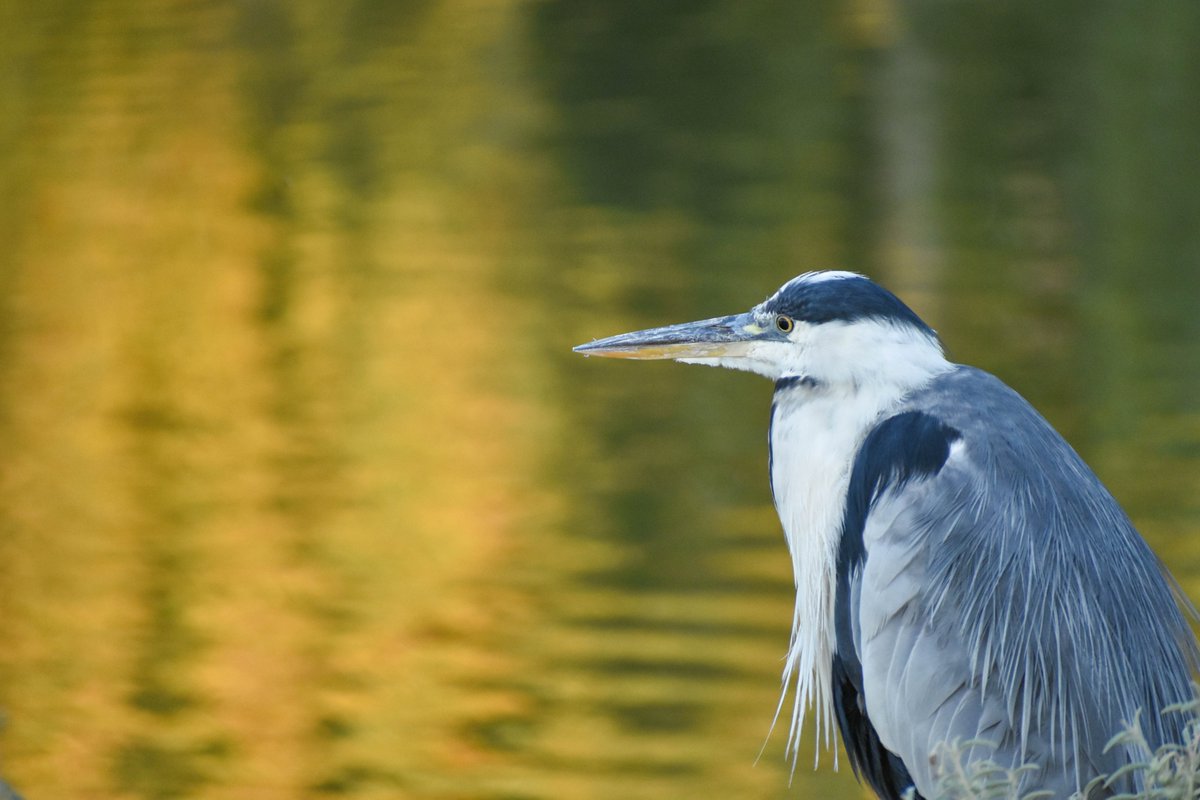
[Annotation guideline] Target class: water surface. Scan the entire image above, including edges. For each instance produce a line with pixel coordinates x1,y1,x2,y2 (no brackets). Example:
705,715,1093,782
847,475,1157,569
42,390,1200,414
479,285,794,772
1,2,1199,799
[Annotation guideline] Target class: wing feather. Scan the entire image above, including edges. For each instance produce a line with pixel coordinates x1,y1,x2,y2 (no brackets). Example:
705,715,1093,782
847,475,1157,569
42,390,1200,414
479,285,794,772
837,367,1200,799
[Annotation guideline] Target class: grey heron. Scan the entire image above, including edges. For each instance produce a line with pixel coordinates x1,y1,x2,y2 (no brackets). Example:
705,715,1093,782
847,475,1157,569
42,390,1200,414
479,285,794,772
574,272,1200,799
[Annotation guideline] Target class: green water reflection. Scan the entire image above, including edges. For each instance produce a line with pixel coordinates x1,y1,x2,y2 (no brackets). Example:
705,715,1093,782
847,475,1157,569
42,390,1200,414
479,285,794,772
0,2,1199,799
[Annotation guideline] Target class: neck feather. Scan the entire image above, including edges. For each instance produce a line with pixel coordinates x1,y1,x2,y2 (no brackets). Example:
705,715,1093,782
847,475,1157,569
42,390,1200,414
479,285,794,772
768,346,952,768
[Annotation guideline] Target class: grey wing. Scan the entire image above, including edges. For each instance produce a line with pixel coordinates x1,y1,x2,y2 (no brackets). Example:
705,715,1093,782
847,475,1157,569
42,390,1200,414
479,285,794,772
844,371,1199,799
854,460,1097,798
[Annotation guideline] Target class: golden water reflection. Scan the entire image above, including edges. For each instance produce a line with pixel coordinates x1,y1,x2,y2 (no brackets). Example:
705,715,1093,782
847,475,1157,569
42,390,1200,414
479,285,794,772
1,2,1199,799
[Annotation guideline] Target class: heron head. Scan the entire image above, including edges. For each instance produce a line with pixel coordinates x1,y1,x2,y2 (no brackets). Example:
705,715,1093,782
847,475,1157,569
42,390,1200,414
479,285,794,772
574,271,947,387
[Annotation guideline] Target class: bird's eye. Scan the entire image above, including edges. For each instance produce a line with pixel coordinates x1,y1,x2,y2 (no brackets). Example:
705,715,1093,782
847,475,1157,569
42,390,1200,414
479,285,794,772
776,315,794,334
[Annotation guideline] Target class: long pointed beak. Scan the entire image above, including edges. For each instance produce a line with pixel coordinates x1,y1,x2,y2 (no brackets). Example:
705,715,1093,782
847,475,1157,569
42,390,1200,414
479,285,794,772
574,312,765,360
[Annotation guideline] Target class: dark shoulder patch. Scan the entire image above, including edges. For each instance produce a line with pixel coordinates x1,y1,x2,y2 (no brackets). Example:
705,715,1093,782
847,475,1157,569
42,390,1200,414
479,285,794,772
838,411,961,580
831,411,958,800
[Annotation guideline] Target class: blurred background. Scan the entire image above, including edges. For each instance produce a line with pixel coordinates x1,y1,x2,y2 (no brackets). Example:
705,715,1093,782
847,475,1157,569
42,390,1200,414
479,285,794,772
1,1,1199,798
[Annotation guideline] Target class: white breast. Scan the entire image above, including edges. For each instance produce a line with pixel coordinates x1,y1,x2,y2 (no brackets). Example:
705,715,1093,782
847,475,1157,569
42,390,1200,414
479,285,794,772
769,380,912,765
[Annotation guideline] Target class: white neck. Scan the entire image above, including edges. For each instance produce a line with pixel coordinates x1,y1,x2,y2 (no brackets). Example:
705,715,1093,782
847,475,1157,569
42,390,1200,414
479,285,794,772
671,315,954,763
768,333,953,767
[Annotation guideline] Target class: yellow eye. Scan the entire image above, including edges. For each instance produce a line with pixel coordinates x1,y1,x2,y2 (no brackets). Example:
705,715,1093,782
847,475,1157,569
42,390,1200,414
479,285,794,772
776,315,794,334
